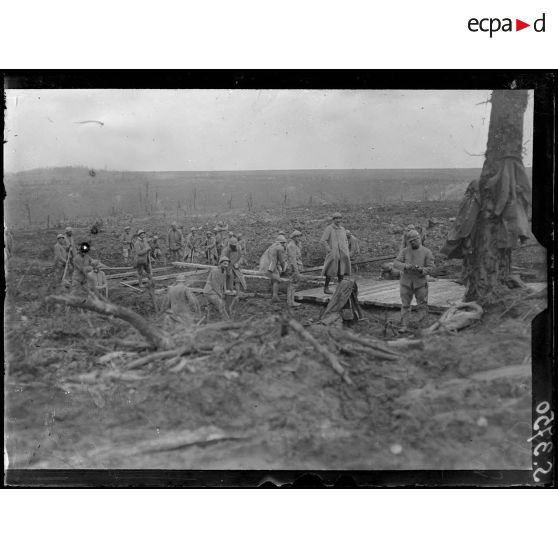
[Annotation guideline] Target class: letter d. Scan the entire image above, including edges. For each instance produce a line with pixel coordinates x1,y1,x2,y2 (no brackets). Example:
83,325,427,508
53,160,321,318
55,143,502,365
534,13,545,32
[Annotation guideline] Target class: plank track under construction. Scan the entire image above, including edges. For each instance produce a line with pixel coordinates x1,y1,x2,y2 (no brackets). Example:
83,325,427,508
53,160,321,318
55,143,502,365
294,278,547,313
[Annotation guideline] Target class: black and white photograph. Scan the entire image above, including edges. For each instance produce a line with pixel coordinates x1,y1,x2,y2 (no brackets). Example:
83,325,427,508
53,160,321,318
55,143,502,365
3,74,554,485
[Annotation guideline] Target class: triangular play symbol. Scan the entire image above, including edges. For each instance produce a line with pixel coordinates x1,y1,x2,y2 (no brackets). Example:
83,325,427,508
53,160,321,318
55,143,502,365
516,19,530,31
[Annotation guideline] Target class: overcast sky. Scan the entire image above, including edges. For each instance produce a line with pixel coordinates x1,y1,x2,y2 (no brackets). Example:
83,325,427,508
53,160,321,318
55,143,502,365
4,89,534,173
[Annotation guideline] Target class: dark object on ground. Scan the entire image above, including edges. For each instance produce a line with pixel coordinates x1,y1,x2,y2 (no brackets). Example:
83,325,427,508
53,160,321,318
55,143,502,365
320,278,363,325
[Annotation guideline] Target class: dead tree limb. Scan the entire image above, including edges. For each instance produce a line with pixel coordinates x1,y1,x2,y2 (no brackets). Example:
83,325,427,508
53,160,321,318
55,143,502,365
330,328,400,359
286,318,352,385
46,294,175,350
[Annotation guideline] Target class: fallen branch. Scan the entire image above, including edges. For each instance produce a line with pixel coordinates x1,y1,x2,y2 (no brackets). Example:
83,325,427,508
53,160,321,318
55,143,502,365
286,318,352,384
46,294,175,350
330,328,400,359
124,349,182,369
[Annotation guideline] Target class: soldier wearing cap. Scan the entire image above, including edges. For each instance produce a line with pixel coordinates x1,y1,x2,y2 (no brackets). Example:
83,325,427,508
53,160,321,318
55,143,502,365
264,235,288,303
121,225,134,264
286,230,304,308
392,229,434,331
320,212,351,294
87,259,108,298
134,230,152,288
203,255,233,319
167,222,184,261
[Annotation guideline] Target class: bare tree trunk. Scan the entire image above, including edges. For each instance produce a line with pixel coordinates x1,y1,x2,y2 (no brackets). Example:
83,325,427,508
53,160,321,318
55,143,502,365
463,90,530,303
47,294,175,350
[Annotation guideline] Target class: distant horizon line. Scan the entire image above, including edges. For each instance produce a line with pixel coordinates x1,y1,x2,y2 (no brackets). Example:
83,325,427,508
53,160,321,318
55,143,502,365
6,165,494,175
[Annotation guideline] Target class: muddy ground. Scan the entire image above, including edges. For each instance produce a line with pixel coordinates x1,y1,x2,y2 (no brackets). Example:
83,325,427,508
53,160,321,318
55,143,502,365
4,202,547,471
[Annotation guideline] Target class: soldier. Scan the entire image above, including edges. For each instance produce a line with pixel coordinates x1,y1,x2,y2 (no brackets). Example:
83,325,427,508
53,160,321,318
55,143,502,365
214,226,225,258
53,234,68,284
204,231,219,264
264,235,288,303
320,212,351,295
63,226,76,276
392,229,434,332
400,224,426,250
286,230,303,308
221,236,247,291
71,242,93,295
121,225,134,265
167,274,201,322
150,235,163,263
184,227,197,262
346,229,361,272
236,232,247,255
203,255,233,319
87,259,108,298
167,222,184,261
134,230,152,288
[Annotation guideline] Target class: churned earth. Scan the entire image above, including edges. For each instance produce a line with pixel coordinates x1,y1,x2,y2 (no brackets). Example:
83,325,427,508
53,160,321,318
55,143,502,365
4,202,547,472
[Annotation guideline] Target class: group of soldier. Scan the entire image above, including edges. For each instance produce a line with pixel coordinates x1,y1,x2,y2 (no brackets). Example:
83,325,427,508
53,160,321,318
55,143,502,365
52,226,108,298
49,212,432,330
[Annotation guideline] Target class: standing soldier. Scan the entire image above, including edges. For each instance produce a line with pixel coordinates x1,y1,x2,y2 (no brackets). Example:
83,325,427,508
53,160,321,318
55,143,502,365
346,229,361,272
184,227,197,262
261,235,288,303
320,212,351,294
71,242,93,295
53,234,68,284
392,229,434,332
134,230,152,288
214,226,225,258
203,255,233,319
286,230,303,308
204,230,219,264
63,226,76,277
121,225,134,265
87,260,108,298
237,232,247,256
150,235,163,264
167,222,184,262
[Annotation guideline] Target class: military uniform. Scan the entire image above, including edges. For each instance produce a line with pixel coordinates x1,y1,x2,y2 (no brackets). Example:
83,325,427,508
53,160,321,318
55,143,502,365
393,244,434,327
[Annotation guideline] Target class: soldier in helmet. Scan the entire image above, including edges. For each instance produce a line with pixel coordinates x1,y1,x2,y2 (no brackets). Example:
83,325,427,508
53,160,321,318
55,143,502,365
121,225,134,265
203,255,233,319
262,234,288,303
53,234,67,281
71,242,93,295
134,230,152,288
87,259,108,298
392,229,434,332
167,222,184,261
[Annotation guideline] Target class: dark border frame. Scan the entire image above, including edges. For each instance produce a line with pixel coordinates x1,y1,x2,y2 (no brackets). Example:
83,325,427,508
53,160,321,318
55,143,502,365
3,70,555,487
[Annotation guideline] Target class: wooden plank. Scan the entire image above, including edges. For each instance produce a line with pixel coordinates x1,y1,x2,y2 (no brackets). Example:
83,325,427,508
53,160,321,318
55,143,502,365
294,278,465,312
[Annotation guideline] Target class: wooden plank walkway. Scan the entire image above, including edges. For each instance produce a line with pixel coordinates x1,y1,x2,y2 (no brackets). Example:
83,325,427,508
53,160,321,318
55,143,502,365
295,279,547,312
294,278,465,312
